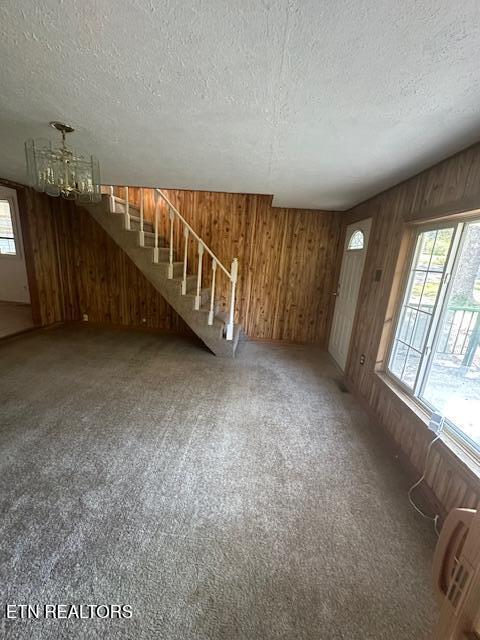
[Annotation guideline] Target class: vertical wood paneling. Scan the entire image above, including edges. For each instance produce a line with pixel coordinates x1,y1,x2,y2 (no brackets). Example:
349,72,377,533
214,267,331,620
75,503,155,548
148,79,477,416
12,181,341,344
67,206,189,333
344,143,480,518
4,142,479,520
114,186,342,343
21,187,66,325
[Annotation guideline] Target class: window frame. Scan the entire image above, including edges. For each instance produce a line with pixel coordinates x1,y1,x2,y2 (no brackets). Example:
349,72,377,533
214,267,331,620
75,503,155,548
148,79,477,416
0,192,22,258
385,218,480,458
347,229,365,251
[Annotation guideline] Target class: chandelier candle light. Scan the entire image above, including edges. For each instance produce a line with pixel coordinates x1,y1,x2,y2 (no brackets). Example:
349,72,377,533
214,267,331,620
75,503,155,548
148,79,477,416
25,122,101,203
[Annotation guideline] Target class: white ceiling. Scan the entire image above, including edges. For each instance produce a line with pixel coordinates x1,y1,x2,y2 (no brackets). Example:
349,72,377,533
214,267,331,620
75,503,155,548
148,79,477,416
1,1,480,210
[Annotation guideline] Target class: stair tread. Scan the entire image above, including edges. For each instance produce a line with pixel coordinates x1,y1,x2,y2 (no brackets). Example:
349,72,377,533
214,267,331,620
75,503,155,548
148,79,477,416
129,214,153,226
128,227,161,238
185,287,211,297
152,260,185,268
151,256,172,264
198,305,217,314
111,202,140,214
90,194,241,357
112,195,139,206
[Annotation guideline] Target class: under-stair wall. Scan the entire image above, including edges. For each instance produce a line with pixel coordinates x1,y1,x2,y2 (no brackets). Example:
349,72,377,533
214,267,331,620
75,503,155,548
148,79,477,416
1,179,188,332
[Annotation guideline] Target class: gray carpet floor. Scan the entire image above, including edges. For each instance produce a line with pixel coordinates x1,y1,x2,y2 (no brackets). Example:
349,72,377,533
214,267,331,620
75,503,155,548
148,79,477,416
0,327,437,639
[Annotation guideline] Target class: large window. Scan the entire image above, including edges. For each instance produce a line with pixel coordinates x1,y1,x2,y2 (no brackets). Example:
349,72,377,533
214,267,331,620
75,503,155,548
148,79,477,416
0,199,17,255
388,220,480,453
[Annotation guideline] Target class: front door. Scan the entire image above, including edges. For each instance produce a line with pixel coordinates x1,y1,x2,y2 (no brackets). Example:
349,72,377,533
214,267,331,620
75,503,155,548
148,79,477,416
328,218,372,370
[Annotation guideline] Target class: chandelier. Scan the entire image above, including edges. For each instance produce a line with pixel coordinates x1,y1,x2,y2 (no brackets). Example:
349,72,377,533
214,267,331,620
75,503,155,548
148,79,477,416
25,122,101,203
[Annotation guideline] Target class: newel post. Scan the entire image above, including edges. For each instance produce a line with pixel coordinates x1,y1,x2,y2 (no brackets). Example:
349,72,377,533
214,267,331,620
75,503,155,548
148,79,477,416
109,186,115,212
182,227,189,295
139,187,145,246
195,243,204,310
124,186,130,230
226,258,238,341
153,191,159,263
208,259,217,325
168,207,175,279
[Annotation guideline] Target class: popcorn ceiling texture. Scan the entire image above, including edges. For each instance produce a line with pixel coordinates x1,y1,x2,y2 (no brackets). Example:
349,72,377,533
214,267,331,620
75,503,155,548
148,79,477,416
0,1,479,209
0,327,437,639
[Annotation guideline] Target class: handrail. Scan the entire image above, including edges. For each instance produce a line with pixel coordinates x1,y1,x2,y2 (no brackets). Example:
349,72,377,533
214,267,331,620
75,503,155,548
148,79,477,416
105,185,239,342
155,189,232,280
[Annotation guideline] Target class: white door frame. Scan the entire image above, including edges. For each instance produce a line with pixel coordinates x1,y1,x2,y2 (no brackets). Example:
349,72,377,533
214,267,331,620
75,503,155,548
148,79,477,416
328,218,372,371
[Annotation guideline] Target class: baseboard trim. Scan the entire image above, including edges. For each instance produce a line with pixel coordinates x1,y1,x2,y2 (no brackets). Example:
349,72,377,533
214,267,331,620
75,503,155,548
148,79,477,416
247,336,325,347
64,320,200,342
0,321,63,345
343,376,447,526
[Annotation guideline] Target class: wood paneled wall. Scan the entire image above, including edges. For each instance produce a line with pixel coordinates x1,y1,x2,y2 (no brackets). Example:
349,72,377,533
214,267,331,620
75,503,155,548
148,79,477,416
9,180,341,344
16,185,66,326
5,180,189,333
114,187,342,342
5,143,480,518
343,143,480,518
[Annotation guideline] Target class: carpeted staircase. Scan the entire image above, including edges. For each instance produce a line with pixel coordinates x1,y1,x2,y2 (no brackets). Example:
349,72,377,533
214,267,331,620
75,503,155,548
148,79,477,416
82,189,242,357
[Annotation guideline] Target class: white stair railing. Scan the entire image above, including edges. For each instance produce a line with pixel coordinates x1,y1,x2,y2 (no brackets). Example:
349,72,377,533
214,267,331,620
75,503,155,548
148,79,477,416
168,206,175,279
139,187,145,247
182,227,189,295
155,189,238,340
104,186,239,341
124,186,130,230
208,259,217,326
195,242,204,310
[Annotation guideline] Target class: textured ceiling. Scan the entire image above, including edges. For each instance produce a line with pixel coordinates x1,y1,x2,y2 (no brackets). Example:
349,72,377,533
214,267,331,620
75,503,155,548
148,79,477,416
1,1,480,210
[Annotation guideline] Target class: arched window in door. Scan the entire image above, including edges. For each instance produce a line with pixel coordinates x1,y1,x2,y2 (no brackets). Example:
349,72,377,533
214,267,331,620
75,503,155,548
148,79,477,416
348,229,364,250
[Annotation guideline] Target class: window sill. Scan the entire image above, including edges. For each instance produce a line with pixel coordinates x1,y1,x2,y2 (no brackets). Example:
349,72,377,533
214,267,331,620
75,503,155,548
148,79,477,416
440,430,480,480
376,370,430,422
375,371,480,482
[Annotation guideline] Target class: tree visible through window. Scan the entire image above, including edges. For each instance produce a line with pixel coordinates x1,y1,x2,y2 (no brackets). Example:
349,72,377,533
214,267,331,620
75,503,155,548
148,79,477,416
0,199,16,255
388,220,480,452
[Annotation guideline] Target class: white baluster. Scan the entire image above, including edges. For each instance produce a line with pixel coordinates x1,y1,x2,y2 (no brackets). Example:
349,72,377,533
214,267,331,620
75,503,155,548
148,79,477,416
139,187,145,246
109,186,115,213
182,227,189,295
124,186,130,230
153,192,159,263
195,243,204,310
226,258,238,340
168,208,175,279
208,259,217,325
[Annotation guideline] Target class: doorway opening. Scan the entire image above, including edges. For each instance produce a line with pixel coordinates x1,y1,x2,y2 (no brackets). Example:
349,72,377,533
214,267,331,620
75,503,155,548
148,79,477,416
329,218,372,370
0,185,34,338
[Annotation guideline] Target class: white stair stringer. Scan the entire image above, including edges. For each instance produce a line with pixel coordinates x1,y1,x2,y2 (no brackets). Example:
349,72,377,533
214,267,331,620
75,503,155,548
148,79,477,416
82,196,242,357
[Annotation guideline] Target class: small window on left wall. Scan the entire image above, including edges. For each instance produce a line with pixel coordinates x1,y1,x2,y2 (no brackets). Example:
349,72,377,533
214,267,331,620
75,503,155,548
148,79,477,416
0,199,17,255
